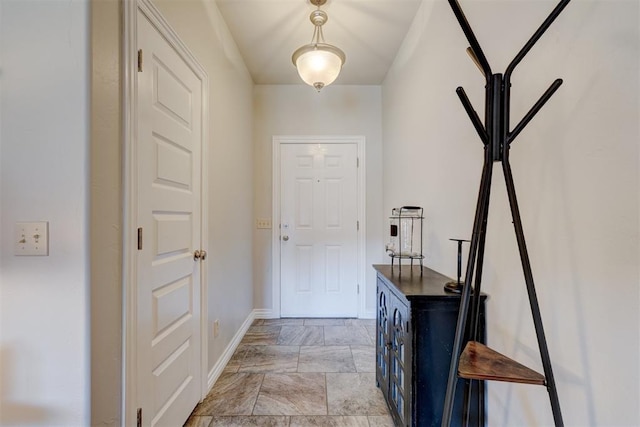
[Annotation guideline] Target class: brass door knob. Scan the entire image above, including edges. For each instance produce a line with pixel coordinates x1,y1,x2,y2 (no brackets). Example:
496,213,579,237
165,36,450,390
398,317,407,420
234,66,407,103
194,250,208,261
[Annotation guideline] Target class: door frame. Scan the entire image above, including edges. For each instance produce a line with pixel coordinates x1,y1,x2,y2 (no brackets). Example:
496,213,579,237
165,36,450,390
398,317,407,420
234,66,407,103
123,1,210,425
272,135,366,318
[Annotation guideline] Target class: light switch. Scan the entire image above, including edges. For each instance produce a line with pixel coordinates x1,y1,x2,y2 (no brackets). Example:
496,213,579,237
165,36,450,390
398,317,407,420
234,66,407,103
14,222,49,256
256,218,272,229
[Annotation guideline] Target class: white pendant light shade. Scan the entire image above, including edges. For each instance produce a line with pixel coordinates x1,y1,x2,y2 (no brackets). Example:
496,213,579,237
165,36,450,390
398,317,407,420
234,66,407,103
292,0,345,92
293,43,345,91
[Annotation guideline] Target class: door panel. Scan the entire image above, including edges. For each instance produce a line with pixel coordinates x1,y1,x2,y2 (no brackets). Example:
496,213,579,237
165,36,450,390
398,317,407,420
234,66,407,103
325,246,341,292
155,137,192,188
137,9,202,427
295,245,313,293
280,143,358,317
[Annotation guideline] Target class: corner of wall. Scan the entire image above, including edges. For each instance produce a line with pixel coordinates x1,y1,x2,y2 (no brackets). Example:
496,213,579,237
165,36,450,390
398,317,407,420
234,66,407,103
90,0,123,424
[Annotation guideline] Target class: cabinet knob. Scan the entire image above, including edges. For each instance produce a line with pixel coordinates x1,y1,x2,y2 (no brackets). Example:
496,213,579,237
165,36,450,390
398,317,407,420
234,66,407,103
282,235,289,241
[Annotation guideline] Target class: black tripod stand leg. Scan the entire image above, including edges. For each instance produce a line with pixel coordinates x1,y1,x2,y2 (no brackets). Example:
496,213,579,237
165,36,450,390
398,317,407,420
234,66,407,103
502,154,564,427
463,380,472,427
442,151,492,427
461,158,492,426
469,167,491,343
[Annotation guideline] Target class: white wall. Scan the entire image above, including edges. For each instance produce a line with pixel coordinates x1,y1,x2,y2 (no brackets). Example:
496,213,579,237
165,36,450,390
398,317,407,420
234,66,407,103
253,85,385,318
0,0,90,425
151,0,255,372
383,0,639,425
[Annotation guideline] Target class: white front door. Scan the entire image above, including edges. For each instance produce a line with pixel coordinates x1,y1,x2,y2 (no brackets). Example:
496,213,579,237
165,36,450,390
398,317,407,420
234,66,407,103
136,9,203,426
280,143,359,317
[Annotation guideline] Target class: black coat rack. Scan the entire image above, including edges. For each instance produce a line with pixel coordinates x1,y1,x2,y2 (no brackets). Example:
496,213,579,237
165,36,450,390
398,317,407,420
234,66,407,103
441,1,571,426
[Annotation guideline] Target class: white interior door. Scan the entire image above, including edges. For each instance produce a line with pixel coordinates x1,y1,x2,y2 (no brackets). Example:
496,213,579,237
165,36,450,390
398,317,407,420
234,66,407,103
136,9,203,426
280,143,359,317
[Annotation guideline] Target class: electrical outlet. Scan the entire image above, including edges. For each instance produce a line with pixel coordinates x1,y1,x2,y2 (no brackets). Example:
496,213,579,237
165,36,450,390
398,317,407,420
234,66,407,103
14,222,49,256
256,218,272,229
213,319,220,338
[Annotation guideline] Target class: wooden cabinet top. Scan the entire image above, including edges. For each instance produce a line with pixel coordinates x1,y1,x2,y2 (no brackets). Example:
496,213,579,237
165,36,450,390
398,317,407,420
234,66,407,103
373,264,487,301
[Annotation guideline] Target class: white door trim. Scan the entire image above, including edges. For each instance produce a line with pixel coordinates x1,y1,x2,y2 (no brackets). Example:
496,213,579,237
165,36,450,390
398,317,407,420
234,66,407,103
123,1,210,425
272,135,366,319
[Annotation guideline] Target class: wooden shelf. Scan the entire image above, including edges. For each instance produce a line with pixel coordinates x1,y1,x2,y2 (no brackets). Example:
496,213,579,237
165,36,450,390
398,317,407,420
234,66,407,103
459,341,546,386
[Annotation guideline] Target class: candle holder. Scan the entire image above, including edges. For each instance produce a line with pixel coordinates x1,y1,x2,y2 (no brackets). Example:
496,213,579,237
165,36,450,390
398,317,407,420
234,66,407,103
444,238,470,293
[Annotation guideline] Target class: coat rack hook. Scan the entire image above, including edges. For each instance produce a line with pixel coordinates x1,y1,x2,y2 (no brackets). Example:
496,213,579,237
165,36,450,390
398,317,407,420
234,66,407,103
509,78,564,144
456,87,488,145
448,0,492,79
466,47,484,76
505,0,571,80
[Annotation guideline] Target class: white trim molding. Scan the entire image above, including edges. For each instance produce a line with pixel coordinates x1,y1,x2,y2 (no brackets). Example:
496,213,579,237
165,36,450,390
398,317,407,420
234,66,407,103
272,135,367,319
253,309,276,320
122,2,138,425
361,310,376,320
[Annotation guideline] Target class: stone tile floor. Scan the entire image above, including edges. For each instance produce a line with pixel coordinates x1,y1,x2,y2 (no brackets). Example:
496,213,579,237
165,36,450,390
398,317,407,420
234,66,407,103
184,318,394,427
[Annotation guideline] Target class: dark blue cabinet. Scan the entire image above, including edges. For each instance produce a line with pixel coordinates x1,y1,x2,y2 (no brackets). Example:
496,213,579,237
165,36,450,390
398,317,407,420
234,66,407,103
374,265,487,427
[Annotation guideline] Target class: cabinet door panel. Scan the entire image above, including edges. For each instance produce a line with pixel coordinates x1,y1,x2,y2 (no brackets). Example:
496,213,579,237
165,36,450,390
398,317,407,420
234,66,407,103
389,292,409,426
375,281,390,401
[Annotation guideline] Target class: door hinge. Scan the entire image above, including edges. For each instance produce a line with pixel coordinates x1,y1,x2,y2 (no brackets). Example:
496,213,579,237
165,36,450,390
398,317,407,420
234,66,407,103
137,227,143,250
357,157,359,168
137,408,142,427
357,284,360,294
137,49,143,72
357,220,359,231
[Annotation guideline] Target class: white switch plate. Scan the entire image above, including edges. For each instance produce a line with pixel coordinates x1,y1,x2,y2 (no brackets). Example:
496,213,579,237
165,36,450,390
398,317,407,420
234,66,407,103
256,218,272,229
14,222,49,256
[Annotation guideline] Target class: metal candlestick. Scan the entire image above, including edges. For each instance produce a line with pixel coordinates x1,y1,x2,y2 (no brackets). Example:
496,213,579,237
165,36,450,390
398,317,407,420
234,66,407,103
444,238,470,293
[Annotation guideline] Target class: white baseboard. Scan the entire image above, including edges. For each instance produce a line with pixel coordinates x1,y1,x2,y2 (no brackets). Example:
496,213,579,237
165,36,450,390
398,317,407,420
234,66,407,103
206,310,256,391
361,310,376,319
253,308,276,319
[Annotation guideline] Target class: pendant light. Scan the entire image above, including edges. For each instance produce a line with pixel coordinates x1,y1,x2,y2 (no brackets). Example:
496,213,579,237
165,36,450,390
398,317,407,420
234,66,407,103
292,0,346,92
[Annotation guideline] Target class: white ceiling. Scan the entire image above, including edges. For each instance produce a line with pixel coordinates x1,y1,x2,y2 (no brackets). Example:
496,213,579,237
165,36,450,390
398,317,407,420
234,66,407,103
216,0,423,85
